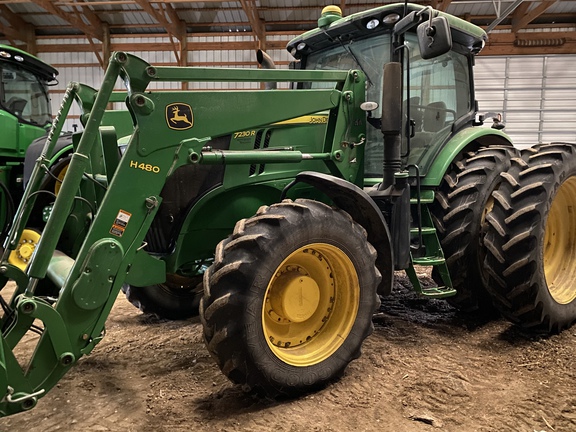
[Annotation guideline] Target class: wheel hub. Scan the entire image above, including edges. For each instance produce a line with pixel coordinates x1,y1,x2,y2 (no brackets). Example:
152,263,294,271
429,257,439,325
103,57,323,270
269,273,320,323
262,243,359,366
18,243,34,260
544,176,576,304
9,229,41,271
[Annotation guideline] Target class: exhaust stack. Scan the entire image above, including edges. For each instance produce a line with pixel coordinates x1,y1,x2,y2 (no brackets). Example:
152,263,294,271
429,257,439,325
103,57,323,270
256,49,277,90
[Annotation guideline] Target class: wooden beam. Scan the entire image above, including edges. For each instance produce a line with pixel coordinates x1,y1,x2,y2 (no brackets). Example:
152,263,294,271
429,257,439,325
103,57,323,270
31,0,103,40
132,0,180,37
239,0,265,49
35,30,297,38
482,30,576,55
25,24,36,53
0,22,22,42
50,0,230,4
0,4,38,53
74,0,106,31
511,0,558,33
0,5,32,44
435,0,453,12
132,0,186,62
511,0,531,23
102,20,110,67
35,40,264,52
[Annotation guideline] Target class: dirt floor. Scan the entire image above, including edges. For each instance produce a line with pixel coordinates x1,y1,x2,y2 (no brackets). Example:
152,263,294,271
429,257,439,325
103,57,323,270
1,271,575,432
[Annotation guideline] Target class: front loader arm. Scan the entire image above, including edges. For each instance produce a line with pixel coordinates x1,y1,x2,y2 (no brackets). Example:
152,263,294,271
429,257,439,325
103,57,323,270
0,52,366,416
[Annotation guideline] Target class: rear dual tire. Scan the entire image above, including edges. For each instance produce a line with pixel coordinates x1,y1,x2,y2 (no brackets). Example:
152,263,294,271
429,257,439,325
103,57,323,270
484,143,576,332
430,146,518,313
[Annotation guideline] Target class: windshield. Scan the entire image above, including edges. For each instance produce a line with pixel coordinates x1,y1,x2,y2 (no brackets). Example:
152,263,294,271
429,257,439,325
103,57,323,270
302,33,472,178
305,35,390,112
304,35,391,177
1,62,52,127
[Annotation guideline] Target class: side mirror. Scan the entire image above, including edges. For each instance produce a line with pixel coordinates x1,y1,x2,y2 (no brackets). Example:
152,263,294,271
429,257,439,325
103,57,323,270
417,16,452,59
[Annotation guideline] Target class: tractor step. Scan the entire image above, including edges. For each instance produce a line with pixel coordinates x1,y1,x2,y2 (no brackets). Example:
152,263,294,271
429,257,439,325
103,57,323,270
410,189,435,205
406,202,455,299
410,227,436,235
412,256,446,266
405,262,456,299
420,285,457,298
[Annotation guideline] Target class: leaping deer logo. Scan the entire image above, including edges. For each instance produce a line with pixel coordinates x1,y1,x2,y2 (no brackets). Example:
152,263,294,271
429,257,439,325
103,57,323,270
166,103,194,130
170,106,192,126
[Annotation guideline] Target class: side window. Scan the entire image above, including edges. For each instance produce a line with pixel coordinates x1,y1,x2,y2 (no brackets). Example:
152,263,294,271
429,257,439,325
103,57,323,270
403,37,473,174
1,65,51,126
407,39,471,134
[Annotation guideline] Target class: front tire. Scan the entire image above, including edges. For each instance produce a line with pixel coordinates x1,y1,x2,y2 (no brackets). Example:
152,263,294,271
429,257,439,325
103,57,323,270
200,199,381,397
484,143,576,333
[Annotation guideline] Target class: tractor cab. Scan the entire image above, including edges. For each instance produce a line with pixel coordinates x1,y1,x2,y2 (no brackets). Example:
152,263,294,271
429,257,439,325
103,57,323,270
0,45,57,156
287,4,487,182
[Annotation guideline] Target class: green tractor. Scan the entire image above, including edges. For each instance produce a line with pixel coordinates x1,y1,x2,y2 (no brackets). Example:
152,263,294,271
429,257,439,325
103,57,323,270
0,45,57,247
0,46,130,273
0,2,574,416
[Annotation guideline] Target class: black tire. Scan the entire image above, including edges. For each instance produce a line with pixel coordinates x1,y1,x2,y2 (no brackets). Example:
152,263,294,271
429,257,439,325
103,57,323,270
123,274,203,320
484,143,576,333
200,199,381,397
430,145,517,312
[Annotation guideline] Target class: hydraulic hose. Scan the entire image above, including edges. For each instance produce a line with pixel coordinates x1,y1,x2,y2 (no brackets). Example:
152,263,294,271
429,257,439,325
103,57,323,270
0,180,15,245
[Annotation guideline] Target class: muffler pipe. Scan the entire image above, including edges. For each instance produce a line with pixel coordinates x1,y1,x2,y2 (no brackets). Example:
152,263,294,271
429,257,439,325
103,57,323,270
256,49,277,90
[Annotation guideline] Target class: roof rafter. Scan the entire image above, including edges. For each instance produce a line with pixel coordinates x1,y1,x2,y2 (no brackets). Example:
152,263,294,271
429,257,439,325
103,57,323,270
431,0,453,12
512,0,558,33
133,0,183,37
239,0,265,48
132,0,186,63
72,0,106,31
0,4,34,47
31,0,103,40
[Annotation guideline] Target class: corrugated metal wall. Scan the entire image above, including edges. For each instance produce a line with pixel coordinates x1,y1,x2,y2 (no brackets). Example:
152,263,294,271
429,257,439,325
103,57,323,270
475,55,576,148
31,41,576,143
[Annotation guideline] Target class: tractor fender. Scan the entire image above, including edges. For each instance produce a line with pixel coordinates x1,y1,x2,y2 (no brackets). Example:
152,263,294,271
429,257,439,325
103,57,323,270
422,127,514,187
282,171,394,296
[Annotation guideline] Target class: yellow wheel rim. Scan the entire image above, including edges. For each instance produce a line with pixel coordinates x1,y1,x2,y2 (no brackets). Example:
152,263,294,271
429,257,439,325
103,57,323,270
8,229,41,271
544,177,576,304
262,243,359,367
54,163,69,196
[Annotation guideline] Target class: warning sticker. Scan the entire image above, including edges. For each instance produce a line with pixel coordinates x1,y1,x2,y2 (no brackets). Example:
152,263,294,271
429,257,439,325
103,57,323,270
110,209,132,237
110,226,124,237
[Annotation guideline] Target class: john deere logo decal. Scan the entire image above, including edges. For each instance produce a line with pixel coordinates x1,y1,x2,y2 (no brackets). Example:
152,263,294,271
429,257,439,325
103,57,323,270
166,103,194,130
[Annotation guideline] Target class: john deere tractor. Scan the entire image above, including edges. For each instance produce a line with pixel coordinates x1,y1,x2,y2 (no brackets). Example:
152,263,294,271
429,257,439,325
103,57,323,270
0,3,574,416
0,45,57,241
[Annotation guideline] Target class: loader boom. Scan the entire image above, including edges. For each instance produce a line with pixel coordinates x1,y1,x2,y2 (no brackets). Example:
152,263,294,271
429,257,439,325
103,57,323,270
0,51,366,416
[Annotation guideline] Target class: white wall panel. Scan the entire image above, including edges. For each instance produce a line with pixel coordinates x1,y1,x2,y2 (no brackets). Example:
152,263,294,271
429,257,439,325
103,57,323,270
475,55,576,148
